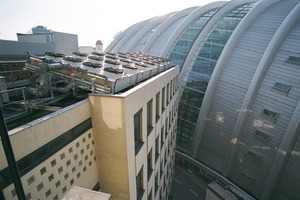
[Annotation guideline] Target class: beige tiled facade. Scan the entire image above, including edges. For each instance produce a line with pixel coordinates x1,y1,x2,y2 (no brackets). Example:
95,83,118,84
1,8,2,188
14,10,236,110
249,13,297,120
1,100,98,200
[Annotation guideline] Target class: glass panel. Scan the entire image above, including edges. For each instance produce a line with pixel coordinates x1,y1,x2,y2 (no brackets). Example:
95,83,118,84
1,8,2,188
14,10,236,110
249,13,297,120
273,82,291,93
286,56,300,65
167,9,218,68
177,3,255,154
262,109,278,120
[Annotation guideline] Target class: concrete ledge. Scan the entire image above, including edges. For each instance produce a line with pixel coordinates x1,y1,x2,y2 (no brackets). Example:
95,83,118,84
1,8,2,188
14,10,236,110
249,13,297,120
61,186,111,200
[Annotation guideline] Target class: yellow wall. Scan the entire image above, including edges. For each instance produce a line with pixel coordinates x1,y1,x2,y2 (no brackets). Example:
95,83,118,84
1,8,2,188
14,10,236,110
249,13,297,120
89,66,180,200
89,95,130,200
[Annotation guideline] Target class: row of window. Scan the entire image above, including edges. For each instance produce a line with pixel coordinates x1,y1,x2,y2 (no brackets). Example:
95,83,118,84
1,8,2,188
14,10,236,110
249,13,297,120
136,117,177,200
252,76,293,146
134,76,179,200
137,145,176,200
134,75,179,154
159,75,180,116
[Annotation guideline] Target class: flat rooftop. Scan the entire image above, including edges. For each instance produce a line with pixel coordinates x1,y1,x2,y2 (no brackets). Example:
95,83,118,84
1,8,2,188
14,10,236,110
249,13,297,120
1,51,175,130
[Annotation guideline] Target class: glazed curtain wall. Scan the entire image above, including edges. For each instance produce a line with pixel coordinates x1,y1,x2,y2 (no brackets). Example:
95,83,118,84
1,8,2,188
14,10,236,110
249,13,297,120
176,3,255,154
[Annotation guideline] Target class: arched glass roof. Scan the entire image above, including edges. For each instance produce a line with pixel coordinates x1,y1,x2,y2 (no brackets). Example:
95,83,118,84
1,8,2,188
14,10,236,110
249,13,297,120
177,3,255,154
167,9,218,68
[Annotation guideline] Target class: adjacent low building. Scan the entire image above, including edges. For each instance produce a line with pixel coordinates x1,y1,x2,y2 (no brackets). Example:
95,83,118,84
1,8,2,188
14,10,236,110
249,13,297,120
0,52,179,200
0,26,78,61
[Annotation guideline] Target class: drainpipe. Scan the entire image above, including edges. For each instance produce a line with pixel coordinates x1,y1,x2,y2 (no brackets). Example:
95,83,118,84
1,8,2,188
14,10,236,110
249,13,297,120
0,108,26,200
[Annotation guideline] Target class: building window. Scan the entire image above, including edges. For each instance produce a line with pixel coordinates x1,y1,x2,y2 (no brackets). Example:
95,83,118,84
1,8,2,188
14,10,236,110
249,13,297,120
161,126,164,149
62,186,67,194
160,160,164,177
155,172,159,195
27,175,35,185
45,189,51,198
40,167,47,175
64,173,69,180
148,188,153,200
136,167,145,200
148,149,153,181
247,149,262,163
286,55,300,65
262,108,278,121
60,152,65,160
37,182,44,192
254,130,270,142
167,83,170,105
162,87,165,113
48,174,54,182
134,109,144,154
55,180,61,188
272,82,291,95
155,136,160,162
51,159,56,167
170,80,173,99
173,77,176,95
164,151,167,168
58,166,63,174
165,117,169,139
156,92,160,121
147,99,153,134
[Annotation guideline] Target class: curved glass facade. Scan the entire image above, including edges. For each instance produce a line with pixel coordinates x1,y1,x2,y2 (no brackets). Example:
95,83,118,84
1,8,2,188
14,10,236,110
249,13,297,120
167,9,218,68
176,3,255,154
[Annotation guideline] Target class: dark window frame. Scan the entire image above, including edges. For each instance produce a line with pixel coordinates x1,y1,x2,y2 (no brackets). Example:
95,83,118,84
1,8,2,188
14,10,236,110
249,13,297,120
155,92,160,122
147,99,154,134
136,167,145,200
134,109,144,154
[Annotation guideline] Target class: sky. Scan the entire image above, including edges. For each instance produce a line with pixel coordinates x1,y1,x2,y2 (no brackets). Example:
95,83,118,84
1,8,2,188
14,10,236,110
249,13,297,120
0,0,218,49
